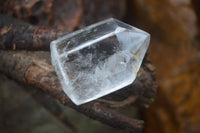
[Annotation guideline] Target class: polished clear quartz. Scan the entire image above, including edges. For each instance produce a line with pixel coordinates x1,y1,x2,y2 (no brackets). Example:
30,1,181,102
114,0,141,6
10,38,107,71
50,18,150,105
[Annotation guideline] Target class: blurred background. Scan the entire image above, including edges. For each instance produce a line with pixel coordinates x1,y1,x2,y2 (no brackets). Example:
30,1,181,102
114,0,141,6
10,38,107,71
0,0,200,133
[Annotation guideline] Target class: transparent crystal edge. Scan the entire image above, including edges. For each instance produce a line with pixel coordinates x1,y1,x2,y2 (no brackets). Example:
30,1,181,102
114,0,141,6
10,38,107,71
66,75,137,105
51,18,150,46
50,42,73,96
113,18,150,36
52,18,116,44
66,27,126,55
137,34,150,71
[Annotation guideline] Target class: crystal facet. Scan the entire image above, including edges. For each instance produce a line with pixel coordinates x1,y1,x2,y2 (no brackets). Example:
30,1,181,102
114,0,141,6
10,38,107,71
50,18,150,105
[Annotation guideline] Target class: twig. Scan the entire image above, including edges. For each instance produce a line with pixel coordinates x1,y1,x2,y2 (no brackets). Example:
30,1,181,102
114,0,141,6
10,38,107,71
0,13,67,50
97,95,139,108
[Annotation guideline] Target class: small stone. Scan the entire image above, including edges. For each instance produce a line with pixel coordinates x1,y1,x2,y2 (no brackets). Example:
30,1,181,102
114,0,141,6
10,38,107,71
50,18,150,105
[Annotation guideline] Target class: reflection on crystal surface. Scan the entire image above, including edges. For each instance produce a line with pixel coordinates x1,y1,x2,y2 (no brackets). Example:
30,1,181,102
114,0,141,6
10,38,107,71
50,18,150,105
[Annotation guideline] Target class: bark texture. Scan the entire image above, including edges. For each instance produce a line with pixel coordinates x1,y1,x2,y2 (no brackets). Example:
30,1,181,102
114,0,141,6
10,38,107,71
0,14,67,50
0,50,156,133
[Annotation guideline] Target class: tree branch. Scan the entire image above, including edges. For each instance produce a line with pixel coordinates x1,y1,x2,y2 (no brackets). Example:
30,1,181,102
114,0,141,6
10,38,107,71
0,13,67,50
0,50,157,132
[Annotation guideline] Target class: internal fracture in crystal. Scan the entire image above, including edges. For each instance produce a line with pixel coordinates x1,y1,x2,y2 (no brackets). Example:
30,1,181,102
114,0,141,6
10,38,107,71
50,18,150,105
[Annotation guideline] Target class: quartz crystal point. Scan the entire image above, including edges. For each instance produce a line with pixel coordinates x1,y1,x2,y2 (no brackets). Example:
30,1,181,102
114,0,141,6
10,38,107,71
50,18,150,105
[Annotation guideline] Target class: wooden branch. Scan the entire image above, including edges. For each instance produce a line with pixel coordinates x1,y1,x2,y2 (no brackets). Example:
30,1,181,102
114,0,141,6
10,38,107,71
0,13,67,50
0,50,157,132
